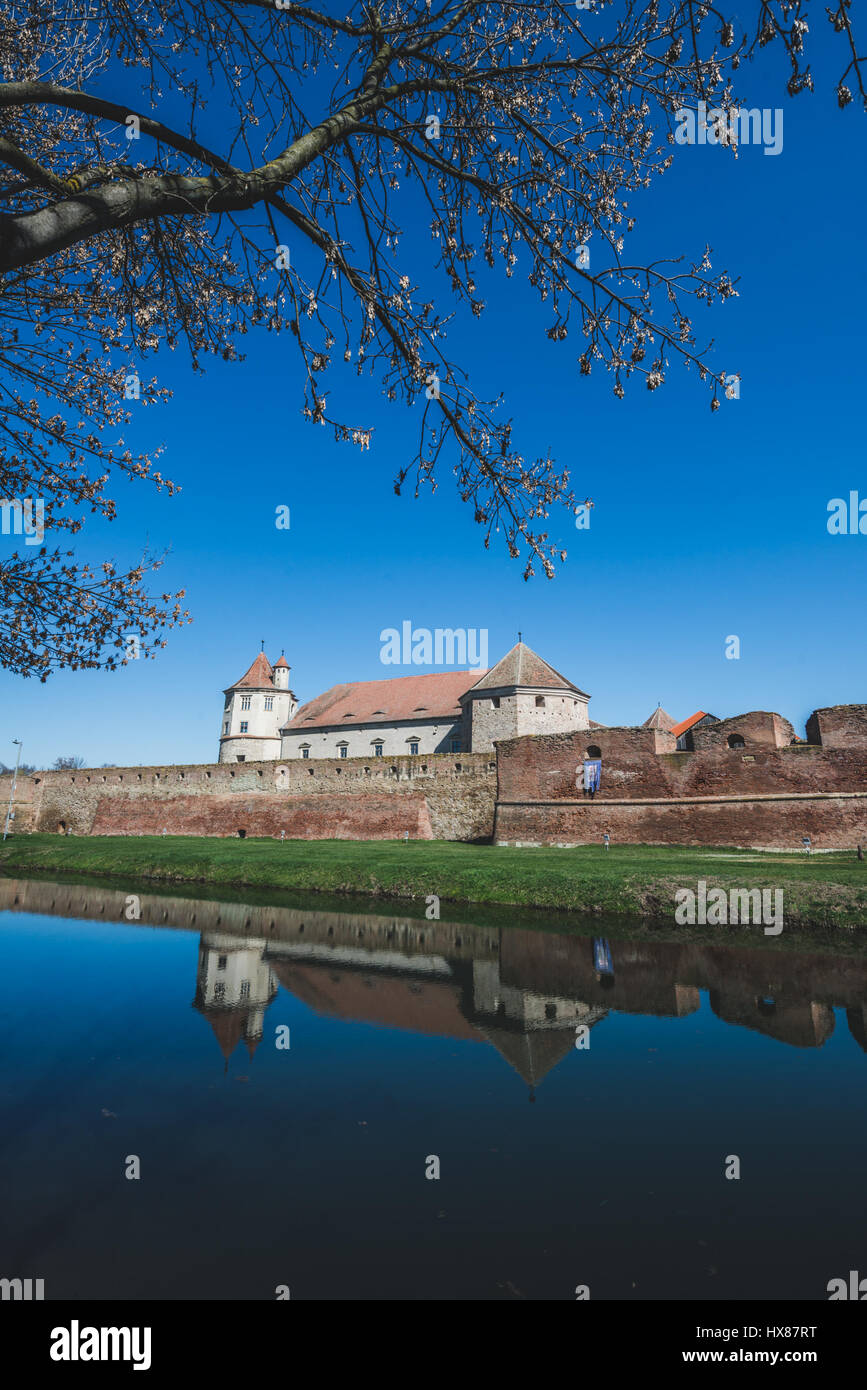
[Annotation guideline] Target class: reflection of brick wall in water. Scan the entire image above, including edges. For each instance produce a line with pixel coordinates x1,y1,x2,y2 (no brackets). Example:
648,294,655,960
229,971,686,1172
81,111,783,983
91,792,435,840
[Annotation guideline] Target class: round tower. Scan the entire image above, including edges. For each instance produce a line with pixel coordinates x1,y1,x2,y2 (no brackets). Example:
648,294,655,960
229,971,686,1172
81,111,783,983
218,649,297,763
273,653,290,691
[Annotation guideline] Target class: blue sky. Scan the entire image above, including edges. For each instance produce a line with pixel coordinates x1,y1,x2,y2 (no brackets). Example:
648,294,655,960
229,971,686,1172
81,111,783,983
2,20,865,769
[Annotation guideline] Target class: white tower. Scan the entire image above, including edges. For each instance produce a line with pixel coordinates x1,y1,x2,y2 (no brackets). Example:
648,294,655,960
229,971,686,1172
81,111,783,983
218,649,297,763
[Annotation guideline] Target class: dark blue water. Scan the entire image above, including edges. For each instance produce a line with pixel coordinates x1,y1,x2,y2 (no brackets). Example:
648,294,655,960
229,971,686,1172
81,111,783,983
1,877,866,1300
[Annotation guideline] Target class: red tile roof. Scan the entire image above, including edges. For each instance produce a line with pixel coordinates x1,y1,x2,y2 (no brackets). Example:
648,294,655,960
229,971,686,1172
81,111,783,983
228,652,276,691
670,711,708,739
283,670,485,731
274,655,289,669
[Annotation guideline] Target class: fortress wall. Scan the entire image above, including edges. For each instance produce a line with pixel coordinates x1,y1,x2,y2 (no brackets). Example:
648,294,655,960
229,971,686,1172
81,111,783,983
22,753,497,841
90,791,436,840
0,773,38,833
494,793,867,850
5,704,866,849
496,728,867,804
494,724,867,848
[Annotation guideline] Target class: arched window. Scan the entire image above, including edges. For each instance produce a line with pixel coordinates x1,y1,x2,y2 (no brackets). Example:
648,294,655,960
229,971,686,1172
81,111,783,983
727,734,746,749
586,744,602,759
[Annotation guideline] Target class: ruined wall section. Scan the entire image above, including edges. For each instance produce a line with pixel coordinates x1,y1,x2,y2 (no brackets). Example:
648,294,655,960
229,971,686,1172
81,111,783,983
806,705,867,749
494,720,867,849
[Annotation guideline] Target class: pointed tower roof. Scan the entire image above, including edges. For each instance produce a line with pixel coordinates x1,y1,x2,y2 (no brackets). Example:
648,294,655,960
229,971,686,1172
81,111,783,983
467,641,588,697
201,1009,248,1060
227,652,275,691
478,1026,579,1087
273,655,289,669
642,706,676,732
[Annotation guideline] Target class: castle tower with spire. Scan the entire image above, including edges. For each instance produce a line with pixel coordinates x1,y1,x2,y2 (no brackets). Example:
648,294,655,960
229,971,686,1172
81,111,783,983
218,649,297,763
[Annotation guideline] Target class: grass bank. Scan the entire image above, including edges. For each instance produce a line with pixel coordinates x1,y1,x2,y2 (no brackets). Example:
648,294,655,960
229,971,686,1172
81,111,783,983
1,835,866,928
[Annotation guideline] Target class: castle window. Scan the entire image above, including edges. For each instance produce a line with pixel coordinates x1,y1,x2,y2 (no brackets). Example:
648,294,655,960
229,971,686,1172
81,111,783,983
240,980,250,1000
300,747,310,759
410,741,419,756
218,955,227,969
535,696,545,707
492,697,500,708
264,696,274,711
223,722,229,734
214,983,225,1000
373,742,384,757
236,755,245,762
728,734,746,749
450,739,461,753
338,744,348,759
241,696,251,711
240,721,248,733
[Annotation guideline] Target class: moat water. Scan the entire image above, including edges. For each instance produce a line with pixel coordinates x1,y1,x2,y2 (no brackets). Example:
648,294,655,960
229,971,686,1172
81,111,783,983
1,875,866,1301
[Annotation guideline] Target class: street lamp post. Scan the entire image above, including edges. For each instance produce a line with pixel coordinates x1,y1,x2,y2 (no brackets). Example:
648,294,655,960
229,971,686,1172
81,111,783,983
3,739,22,842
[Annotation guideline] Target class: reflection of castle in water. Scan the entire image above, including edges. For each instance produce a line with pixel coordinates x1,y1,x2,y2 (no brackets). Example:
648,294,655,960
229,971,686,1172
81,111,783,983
193,934,279,1065
3,878,867,1084
192,926,609,1086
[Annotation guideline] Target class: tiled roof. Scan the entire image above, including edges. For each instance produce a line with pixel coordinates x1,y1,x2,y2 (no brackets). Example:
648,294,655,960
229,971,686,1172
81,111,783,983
670,711,709,739
274,655,290,669
283,669,484,731
228,652,276,690
467,642,588,696
642,707,677,732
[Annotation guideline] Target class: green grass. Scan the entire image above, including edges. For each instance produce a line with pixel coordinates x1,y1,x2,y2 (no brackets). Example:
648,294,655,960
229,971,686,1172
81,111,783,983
2,834,866,928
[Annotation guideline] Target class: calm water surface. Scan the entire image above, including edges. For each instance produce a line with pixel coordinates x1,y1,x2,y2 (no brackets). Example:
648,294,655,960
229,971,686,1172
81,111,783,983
1,876,866,1301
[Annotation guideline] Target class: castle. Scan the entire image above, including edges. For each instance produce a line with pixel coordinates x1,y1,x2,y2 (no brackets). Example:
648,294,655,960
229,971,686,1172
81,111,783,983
217,639,730,764
218,641,593,763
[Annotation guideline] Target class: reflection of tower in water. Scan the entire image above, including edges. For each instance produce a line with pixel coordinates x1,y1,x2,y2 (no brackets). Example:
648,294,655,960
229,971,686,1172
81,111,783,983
192,932,278,1066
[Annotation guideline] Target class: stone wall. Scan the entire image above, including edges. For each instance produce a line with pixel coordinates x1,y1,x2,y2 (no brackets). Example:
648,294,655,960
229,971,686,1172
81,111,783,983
15,752,497,842
494,722,867,849
467,688,589,753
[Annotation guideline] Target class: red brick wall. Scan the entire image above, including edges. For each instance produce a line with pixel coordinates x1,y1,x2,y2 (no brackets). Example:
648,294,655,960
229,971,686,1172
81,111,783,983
497,728,867,803
691,711,795,750
495,724,867,847
91,792,435,839
806,705,867,749
494,795,867,849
